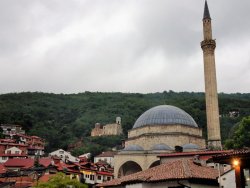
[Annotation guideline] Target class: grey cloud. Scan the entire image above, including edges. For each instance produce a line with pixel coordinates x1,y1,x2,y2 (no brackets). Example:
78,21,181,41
0,0,249,93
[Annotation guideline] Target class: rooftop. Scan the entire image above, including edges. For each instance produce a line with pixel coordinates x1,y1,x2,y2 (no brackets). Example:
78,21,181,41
97,159,219,187
133,105,198,129
4,158,34,169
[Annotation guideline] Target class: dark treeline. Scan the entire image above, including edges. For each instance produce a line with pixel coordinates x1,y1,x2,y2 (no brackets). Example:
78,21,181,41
0,91,249,154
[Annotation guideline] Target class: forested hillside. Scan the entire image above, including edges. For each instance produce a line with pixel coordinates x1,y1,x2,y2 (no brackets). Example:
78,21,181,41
0,91,249,153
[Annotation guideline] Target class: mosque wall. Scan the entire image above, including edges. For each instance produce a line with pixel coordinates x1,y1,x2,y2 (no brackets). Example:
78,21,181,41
125,134,206,150
114,153,159,178
128,124,202,138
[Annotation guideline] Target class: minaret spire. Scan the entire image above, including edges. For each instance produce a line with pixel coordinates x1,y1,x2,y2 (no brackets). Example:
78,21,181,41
201,1,222,149
203,0,211,20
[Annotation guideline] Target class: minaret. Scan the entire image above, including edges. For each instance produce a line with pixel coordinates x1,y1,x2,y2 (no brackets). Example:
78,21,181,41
201,1,222,149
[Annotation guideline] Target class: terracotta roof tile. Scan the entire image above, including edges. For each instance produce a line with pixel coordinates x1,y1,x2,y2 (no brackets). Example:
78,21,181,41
97,159,219,187
4,158,34,169
39,158,53,167
158,150,232,158
0,164,7,174
38,174,55,182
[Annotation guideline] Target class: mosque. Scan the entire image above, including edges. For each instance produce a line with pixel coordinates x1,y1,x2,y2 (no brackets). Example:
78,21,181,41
114,1,222,178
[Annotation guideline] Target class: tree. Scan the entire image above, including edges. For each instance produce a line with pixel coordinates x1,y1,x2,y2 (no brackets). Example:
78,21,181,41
225,116,250,149
34,172,88,188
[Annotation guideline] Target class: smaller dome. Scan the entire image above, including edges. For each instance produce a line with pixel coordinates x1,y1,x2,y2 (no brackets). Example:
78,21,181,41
151,144,173,151
123,145,144,151
182,143,200,150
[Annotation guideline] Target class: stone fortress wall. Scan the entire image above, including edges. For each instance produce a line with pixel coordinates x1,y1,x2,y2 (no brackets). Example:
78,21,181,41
91,117,123,137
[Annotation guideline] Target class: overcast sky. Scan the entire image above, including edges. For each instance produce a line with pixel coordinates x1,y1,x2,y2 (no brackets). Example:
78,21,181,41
0,0,249,94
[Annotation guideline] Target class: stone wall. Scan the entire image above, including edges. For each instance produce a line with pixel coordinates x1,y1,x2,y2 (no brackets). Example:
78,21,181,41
91,123,123,137
126,133,206,150
126,124,205,149
128,124,202,138
114,152,159,178
91,127,103,136
103,124,123,135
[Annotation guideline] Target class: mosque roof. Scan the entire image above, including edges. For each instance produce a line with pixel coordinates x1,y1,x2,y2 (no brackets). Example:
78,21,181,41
133,105,198,129
123,145,144,151
97,159,219,187
151,144,173,151
203,0,211,20
182,143,200,150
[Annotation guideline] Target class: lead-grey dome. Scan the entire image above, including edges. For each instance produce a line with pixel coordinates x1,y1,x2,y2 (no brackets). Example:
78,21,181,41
123,145,144,151
151,144,173,151
182,143,200,150
133,105,198,129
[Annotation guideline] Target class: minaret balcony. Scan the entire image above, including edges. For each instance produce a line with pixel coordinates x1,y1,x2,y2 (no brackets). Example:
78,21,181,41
201,39,216,50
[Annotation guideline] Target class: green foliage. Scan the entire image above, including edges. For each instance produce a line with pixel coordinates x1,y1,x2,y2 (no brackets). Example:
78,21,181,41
0,91,249,152
71,135,124,157
225,116,250,149
34,172,88,188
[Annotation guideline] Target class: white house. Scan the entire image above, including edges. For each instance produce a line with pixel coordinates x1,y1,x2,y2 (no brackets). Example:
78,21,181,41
219,169,250,188
49,149,79,163
0,147,27,163
94,151,117,167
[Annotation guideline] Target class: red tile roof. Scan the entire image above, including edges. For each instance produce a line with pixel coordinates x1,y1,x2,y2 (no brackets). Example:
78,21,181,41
0,139,15,143
0,154,27,157
16,134,32,139
158,150,232,158
4,158,34,169
28,146,44,150
39,158,53,167
0,164,7,174
0,176,33,188
96,171,113,176
38,174,55,182
97,159,219,187
213,149,250,163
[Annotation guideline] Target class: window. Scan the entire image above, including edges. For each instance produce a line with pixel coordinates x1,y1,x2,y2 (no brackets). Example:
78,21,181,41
59,150,64,154
15,151,20,154
98,176,102,180
107,177,111,181
90,175,94,180
2,157,7,160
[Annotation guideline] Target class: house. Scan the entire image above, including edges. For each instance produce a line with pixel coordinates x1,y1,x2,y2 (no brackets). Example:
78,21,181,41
80,161,113,185
0,147,28,163
94,151,117,167
97,159,219,188
16,134,45,157
0,124,25,139
49,149,79,163
0,142,28,163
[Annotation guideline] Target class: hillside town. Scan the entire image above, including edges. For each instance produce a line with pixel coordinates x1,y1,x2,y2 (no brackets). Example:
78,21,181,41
0,124,116,187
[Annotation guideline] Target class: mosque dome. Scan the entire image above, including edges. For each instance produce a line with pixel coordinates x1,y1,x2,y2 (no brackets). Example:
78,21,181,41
182,143,200,150
123,145,144,151
151,144,173,151
133,105,198,129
